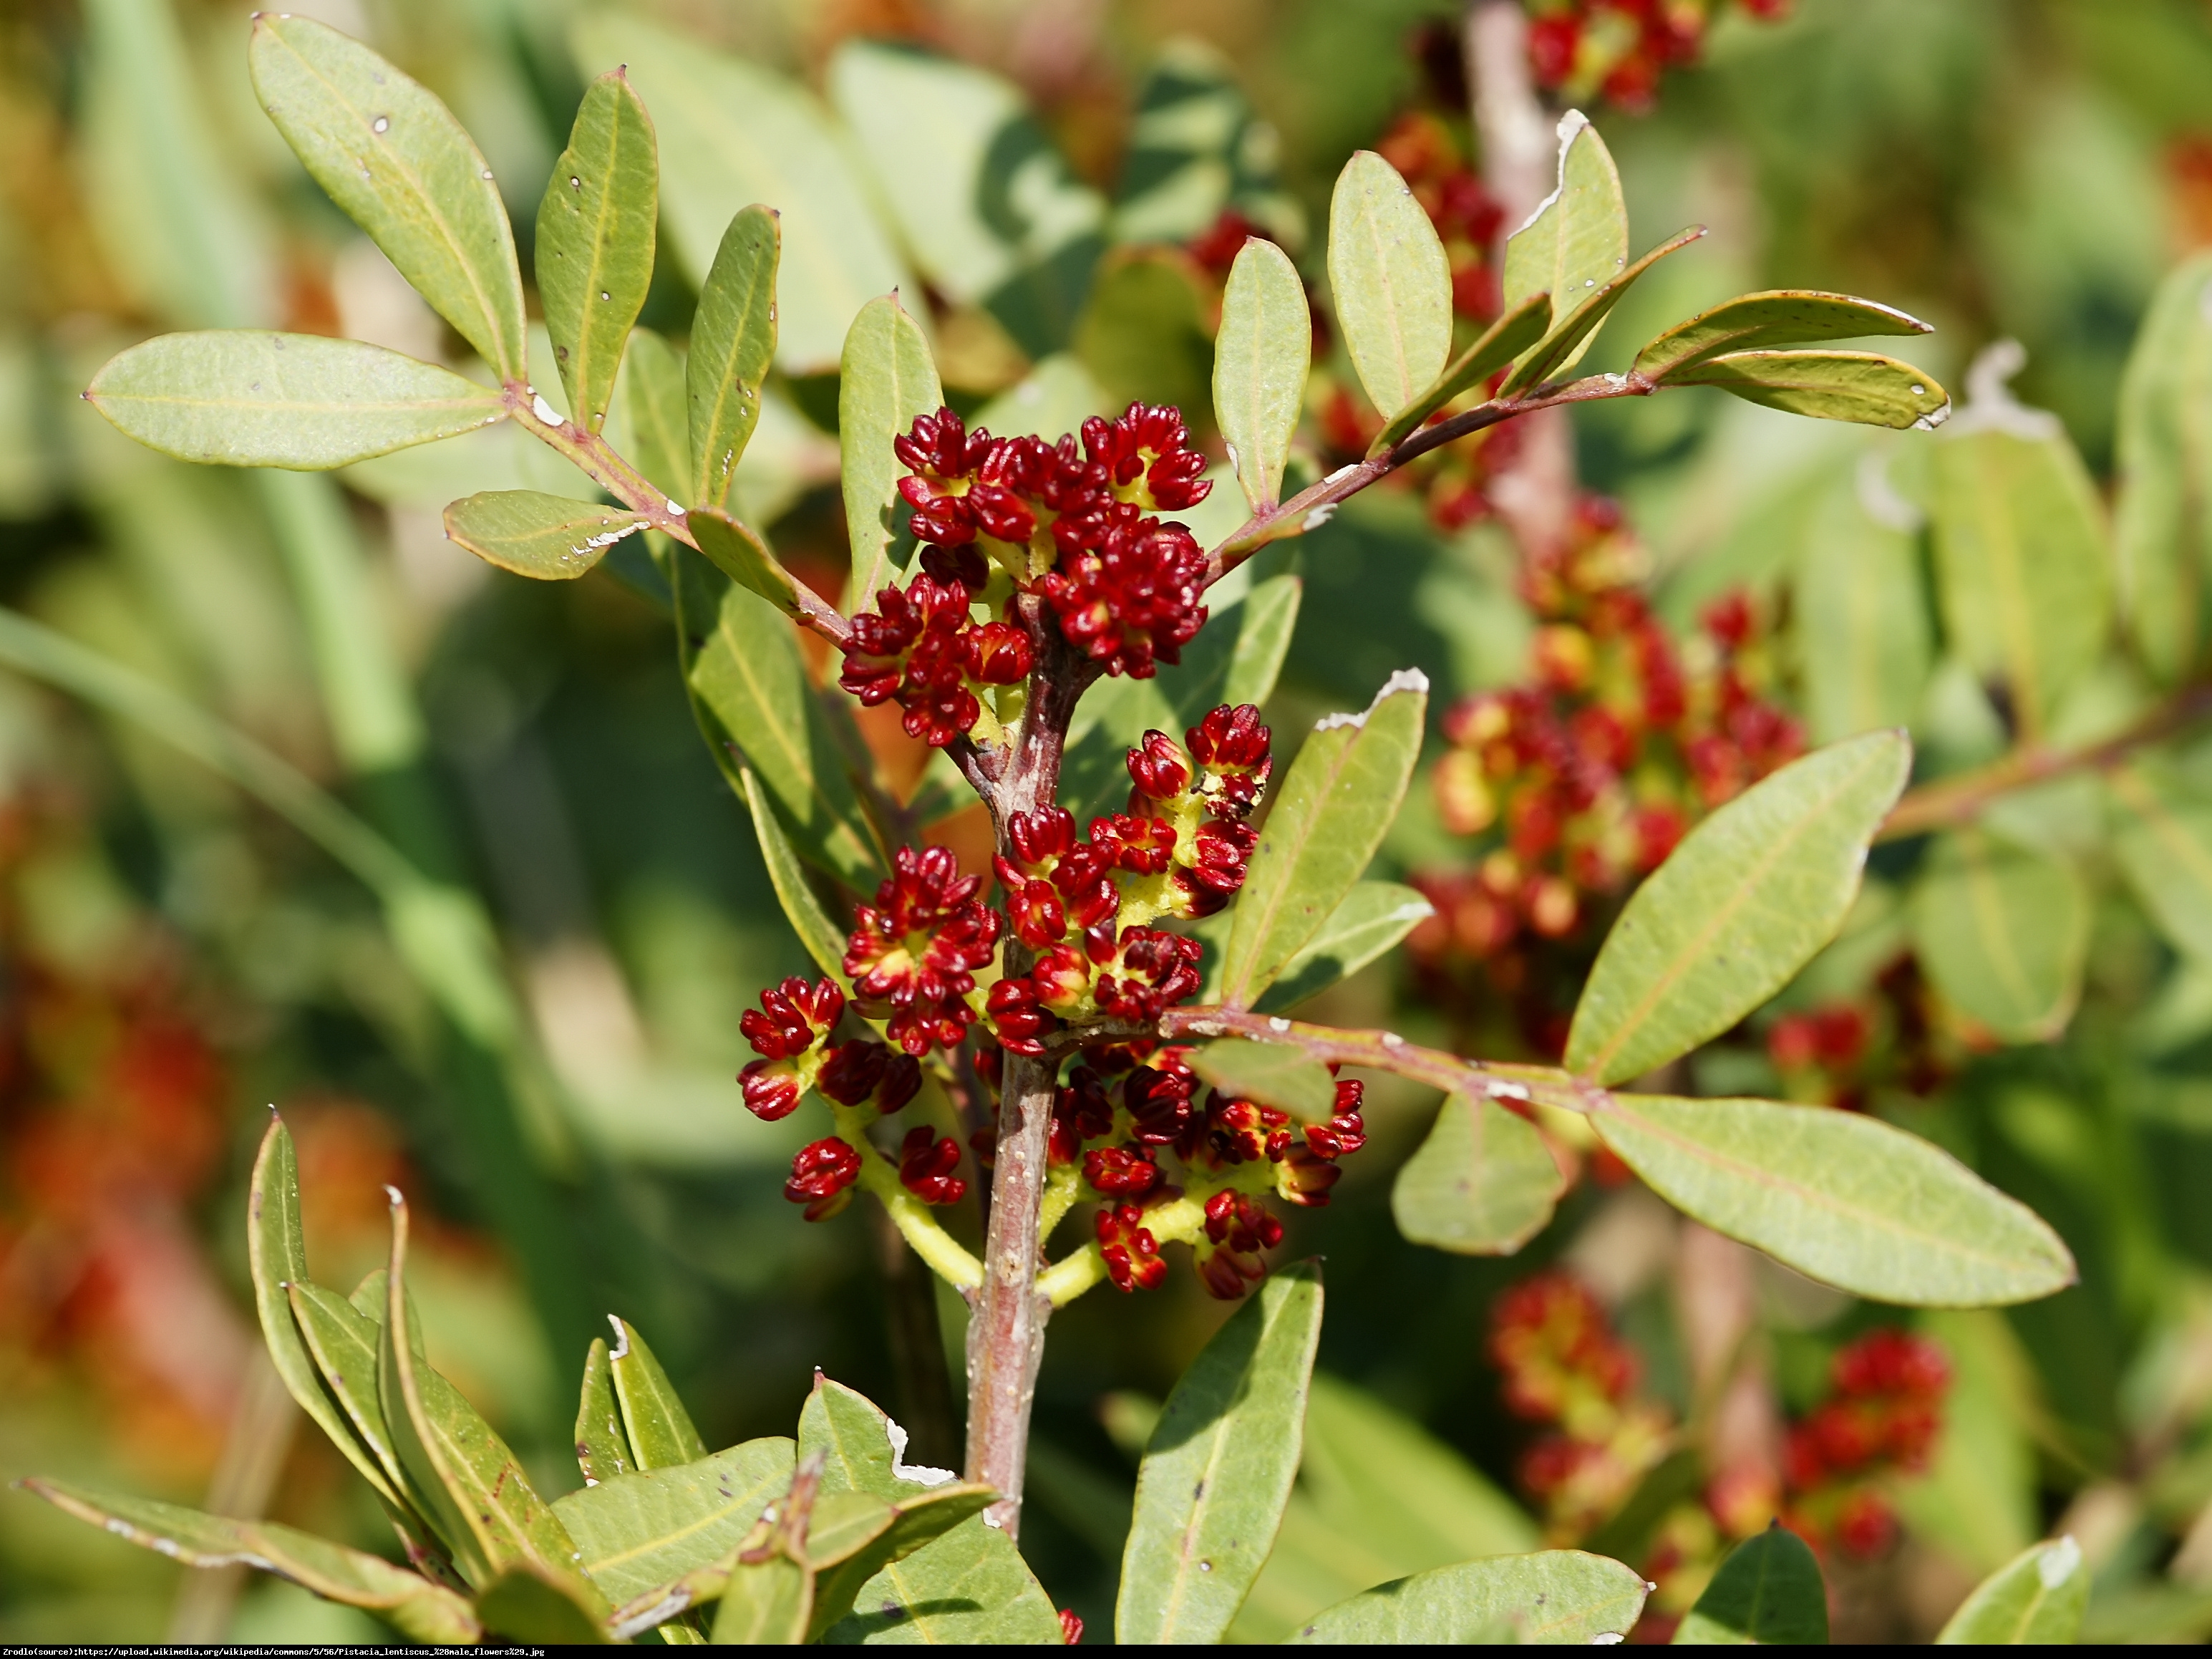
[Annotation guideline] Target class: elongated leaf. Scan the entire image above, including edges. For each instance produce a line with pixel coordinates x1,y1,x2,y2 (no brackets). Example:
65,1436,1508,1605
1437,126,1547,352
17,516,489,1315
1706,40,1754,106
21,1478,482,1645
1565,731,1911,1086
443,490,644,580
1669,349,1950,430
555,1438,795,1605
1502,111,1627,376
688,504,805,618
1909,830,2089,1043
477,1564,609,1643
608,327,690,505
1936,1537,2087,1643
1592,1094,2076,1305
609,1317,707,1470
247,1119,402,1509
575,1337,631,1487
690,581,883,889
2111,767,2212,967
576,16,911,376
87,332,502,470
1933,422,2112,741
1190,1039,1337,1122
716,1552,813,1643
1674,1524,1827,1644
1221,669,1428,1009
1793,467,1934,745
377,1195,600,1599
1637,291,1932,380
839,295,942,611
740,768,852,983
250,15,526,381
288,1282,422,1508
689,206,780,511
1287,1550,1647,1644
538,72,656,434
343,1269,424,1356
1371,293,1550,455
1392,1093,1563,1255
1256,881,1432,1013
807,1484,996,1640
1328,151,1452,417
1500,227,1702,397
1215,238,1311,512
2115,251,2212,682
1117,1262,1324,1644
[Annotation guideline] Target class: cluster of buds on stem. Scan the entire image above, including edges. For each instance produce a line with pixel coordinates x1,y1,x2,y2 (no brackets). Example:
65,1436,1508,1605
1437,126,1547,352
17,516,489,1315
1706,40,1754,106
1525,0,1790,112
1762,958,1955,1112
1780,1327,1949,1557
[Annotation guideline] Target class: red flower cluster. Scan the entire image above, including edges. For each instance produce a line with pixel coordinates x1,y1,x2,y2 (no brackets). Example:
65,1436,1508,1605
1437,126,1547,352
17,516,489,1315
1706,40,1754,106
839,575,1032,746
1526,0,1789,112
845,846,1002,1056
739,977,848,1121
786,1136,863,1222
1782,1328,1949,1558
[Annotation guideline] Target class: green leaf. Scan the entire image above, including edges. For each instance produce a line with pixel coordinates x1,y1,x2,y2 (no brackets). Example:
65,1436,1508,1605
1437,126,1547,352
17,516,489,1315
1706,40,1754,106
1502,111,1627,377
87,332,503,470
807,1484,996,1641
1117,1261,1324,1644
247,1118,406,1510
2111,767,2212,967
1392,1093,1564,1256
1592,1094,2077,1306
377,1194,601,1598
442,490,644,580
609,1317,707,1471
538,71,656,434
2115,251,2212,683
574,1337,632,1487
344,1268,423,1355
1286,1550,1649,1644
1908,829,2089,1043
607,327,691,505
1674,1524,1827,1644
19,1478,482,1645
1565,730,1911,1086
1327,150,1453,418
715,1552,814,1644
688,206,780,512
1666,349,1951,430
1932,419,2112,741
1935,1537,2088,1643
1791,467,1934,745
574,15,912,377
828,42,1105,359
1500,227,1703,397
477,1564,610,1643
1220,669,1428,1009
1637,290,1932,380
1255,880,1433,1014
689,581,884,889
1370,292,1551,455
1214,238,1311,513
288,1282,426,1512
687,504,805,619
838,294,943,613
556,1438,795,1606
1189,1038,1338,1123
740,768,853,984
250,14,526,381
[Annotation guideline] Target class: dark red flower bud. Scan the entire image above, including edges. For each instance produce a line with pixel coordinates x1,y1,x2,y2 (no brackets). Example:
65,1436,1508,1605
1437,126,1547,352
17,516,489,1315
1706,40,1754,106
1059,1609,1084,1646
1122,1062,1195,1147
898,1125,966,1205
815,1039,888,1106
785,1136,862,1221
919,543,991,590
998,871,1067,950
1187,704,1273,819
1195,1190,1282,1298
985,975,1055,1056
1276,1142,1342,1206
1082,402,1214,513
739,1060,803,1121
1038,514,1207,679
1050,1068,1115,1163
1085,1143,1160,1199
1126,730,1195,803
1007,806,1079,872
739,976,845,1060
1092,928,1203,1023
963,620,1034,685
1097,1201,1168,1292
1091,813,1177,876
844,846,1001,1055
1029,944,1093,1015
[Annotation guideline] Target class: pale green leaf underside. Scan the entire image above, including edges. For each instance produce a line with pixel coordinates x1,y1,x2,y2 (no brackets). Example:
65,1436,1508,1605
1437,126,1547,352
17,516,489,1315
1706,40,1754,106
689,205,780,512
1673,1524,1827,1644
1392,1093,1563,1256
251,14,526,380
1669,349,1951,430
1214,237,1310,511
1500,227,1702,397
1934,1538,2087,1644
1286,1550,1648,1644
1118,1262,1322,1644
553,1438,794,1605
1503,112,1627,377
1328,150,1452,417
476,1566,611,1645
1908,829,2089,1043
839,295,943,612
574,1338,632,1488
89,332,502,470
538,70,657,433
21,1478,481,1644
443,490,644,580
689,506,805,618
740,769,853,985
1221,672,1428,1009
1566,730,1911,1086
1255,879,1432,1013
2111,768,2212,968
1593,1094,2077,1306
1637,289,1931,379
1190,1038,1338,1122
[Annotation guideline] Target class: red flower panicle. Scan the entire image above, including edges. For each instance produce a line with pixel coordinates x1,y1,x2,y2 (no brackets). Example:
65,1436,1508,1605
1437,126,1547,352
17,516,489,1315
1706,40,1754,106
785,1137,863,1222
1196,1190,1284,1300
1782,1328,1949,1558
739,977,845,1121
1039,513,1208,679
1097,1201,1168,1292
844,846,1001,1055
898,1126,968,1206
